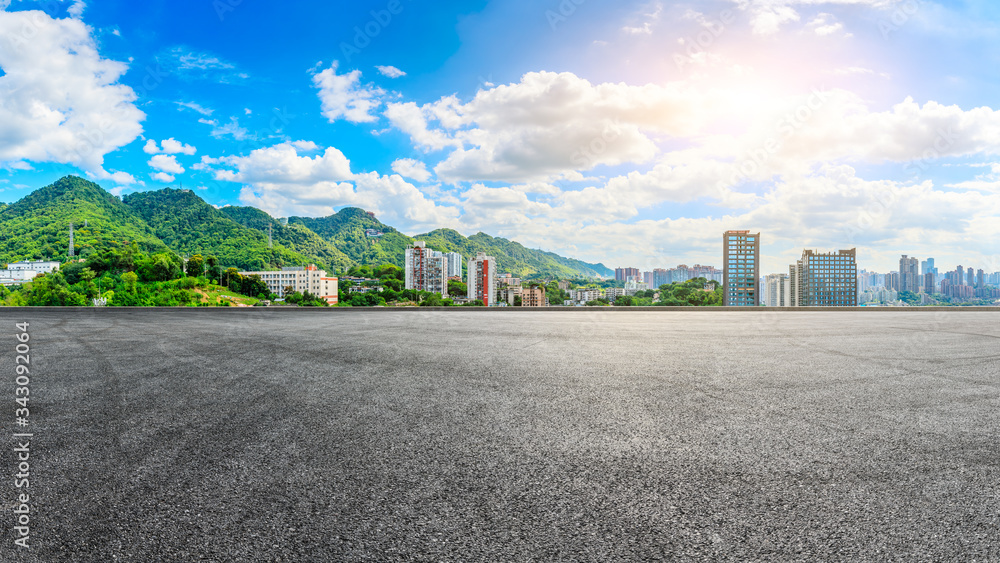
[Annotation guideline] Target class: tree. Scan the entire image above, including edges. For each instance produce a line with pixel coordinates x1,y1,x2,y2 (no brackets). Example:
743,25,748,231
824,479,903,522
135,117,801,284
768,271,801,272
186,254,204,277
448,279,467,297
205,255,220,283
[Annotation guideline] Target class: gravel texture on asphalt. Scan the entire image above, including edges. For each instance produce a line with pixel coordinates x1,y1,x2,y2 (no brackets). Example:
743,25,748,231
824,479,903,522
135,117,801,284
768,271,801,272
2,308,999,562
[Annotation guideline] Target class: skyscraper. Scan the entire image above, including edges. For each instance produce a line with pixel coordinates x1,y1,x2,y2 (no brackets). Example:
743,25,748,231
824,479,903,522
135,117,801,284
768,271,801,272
790,249,858,307
445,252,463,278
763,273,790,307
957,265,965,286
405,241,448,297
468,252,497,306
615,267,639,283
899,255,919,293
977,269,985,289
722,230,760,306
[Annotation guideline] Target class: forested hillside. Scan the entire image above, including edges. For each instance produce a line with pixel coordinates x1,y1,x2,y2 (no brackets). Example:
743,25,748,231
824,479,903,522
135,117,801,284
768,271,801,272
123,189,324,271
0,176,167,264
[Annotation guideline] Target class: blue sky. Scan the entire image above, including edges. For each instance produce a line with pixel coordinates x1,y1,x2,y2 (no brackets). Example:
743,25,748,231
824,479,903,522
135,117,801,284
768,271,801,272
1,0,999,275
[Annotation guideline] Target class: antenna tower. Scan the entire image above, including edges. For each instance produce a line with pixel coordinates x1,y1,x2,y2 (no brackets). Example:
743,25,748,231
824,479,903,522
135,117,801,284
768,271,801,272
68,222,75,258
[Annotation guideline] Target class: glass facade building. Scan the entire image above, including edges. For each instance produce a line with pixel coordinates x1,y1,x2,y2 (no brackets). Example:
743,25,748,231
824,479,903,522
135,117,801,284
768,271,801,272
723,230,760,306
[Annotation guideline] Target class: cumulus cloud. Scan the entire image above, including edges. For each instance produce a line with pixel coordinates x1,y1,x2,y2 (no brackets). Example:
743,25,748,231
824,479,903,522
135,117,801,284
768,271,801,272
214,141,352,184
389,71,734,183
313,61,385,123
376,65,406,78
0,9,143,182
144,138,196,155
149,154,184,175
208,141,457,231
391,158,432,182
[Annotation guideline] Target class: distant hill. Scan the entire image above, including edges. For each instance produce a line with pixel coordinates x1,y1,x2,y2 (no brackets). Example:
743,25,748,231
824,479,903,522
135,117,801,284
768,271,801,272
415,229,613,279
0,176,167,264
1,176,611,279
287,207,412,266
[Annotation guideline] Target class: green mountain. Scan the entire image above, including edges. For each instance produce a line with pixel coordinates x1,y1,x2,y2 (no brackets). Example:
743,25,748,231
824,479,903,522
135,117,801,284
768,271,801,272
0,176,167,264
287,207,412,266
122,188,326,271
415,229,613,279
1,177,611,279
218,205,353,272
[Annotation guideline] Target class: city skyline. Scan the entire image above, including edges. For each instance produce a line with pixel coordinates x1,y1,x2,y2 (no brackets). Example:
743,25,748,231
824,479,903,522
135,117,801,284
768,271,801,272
0,2,999,274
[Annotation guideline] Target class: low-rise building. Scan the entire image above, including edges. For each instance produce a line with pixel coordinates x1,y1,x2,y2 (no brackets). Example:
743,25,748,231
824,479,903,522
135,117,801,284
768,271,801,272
522,287,546,307
239,264,338,304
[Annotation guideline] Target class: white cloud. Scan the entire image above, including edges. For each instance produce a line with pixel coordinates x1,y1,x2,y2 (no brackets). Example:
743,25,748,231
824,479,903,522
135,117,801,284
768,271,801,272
214,141,351,184
376,65,406,78
158,47,246,83
210,141,457,231
67,1,86,18
144,138,196,155
160,138,197,155
199,117,250,141
389,71,725,183
313,61,385,123
0,10,143,180
151,171,175,183
176,101,214,116
149,154,184,175
621,2,662,35
732,0,894,35
391,158,432,182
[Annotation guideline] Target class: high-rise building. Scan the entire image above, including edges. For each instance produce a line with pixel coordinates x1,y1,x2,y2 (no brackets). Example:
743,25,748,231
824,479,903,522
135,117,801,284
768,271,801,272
977,269,985,289
615,267,639,283
763,273,790,307
468,252,497,306
969,268,977,287
722,230,760,306
652,268,669,288
956,265,965,286
924,272,935,295
899,255,919,293
789,249,858,307
921,257,936,278
405,241,448,297
445,252,463,278
885,271,900,291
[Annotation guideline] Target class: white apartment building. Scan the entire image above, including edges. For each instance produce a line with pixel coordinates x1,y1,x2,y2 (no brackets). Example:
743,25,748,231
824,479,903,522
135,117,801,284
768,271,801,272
624,278,649,296
445,252,463,278
467,252,497,306
569,288,603,303
763,273,790,307
239,264,338,304
605,287,626,301
405,241,448,297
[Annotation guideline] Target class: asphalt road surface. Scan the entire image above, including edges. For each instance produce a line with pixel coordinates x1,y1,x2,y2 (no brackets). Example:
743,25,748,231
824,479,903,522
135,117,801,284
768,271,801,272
2,308,999,562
